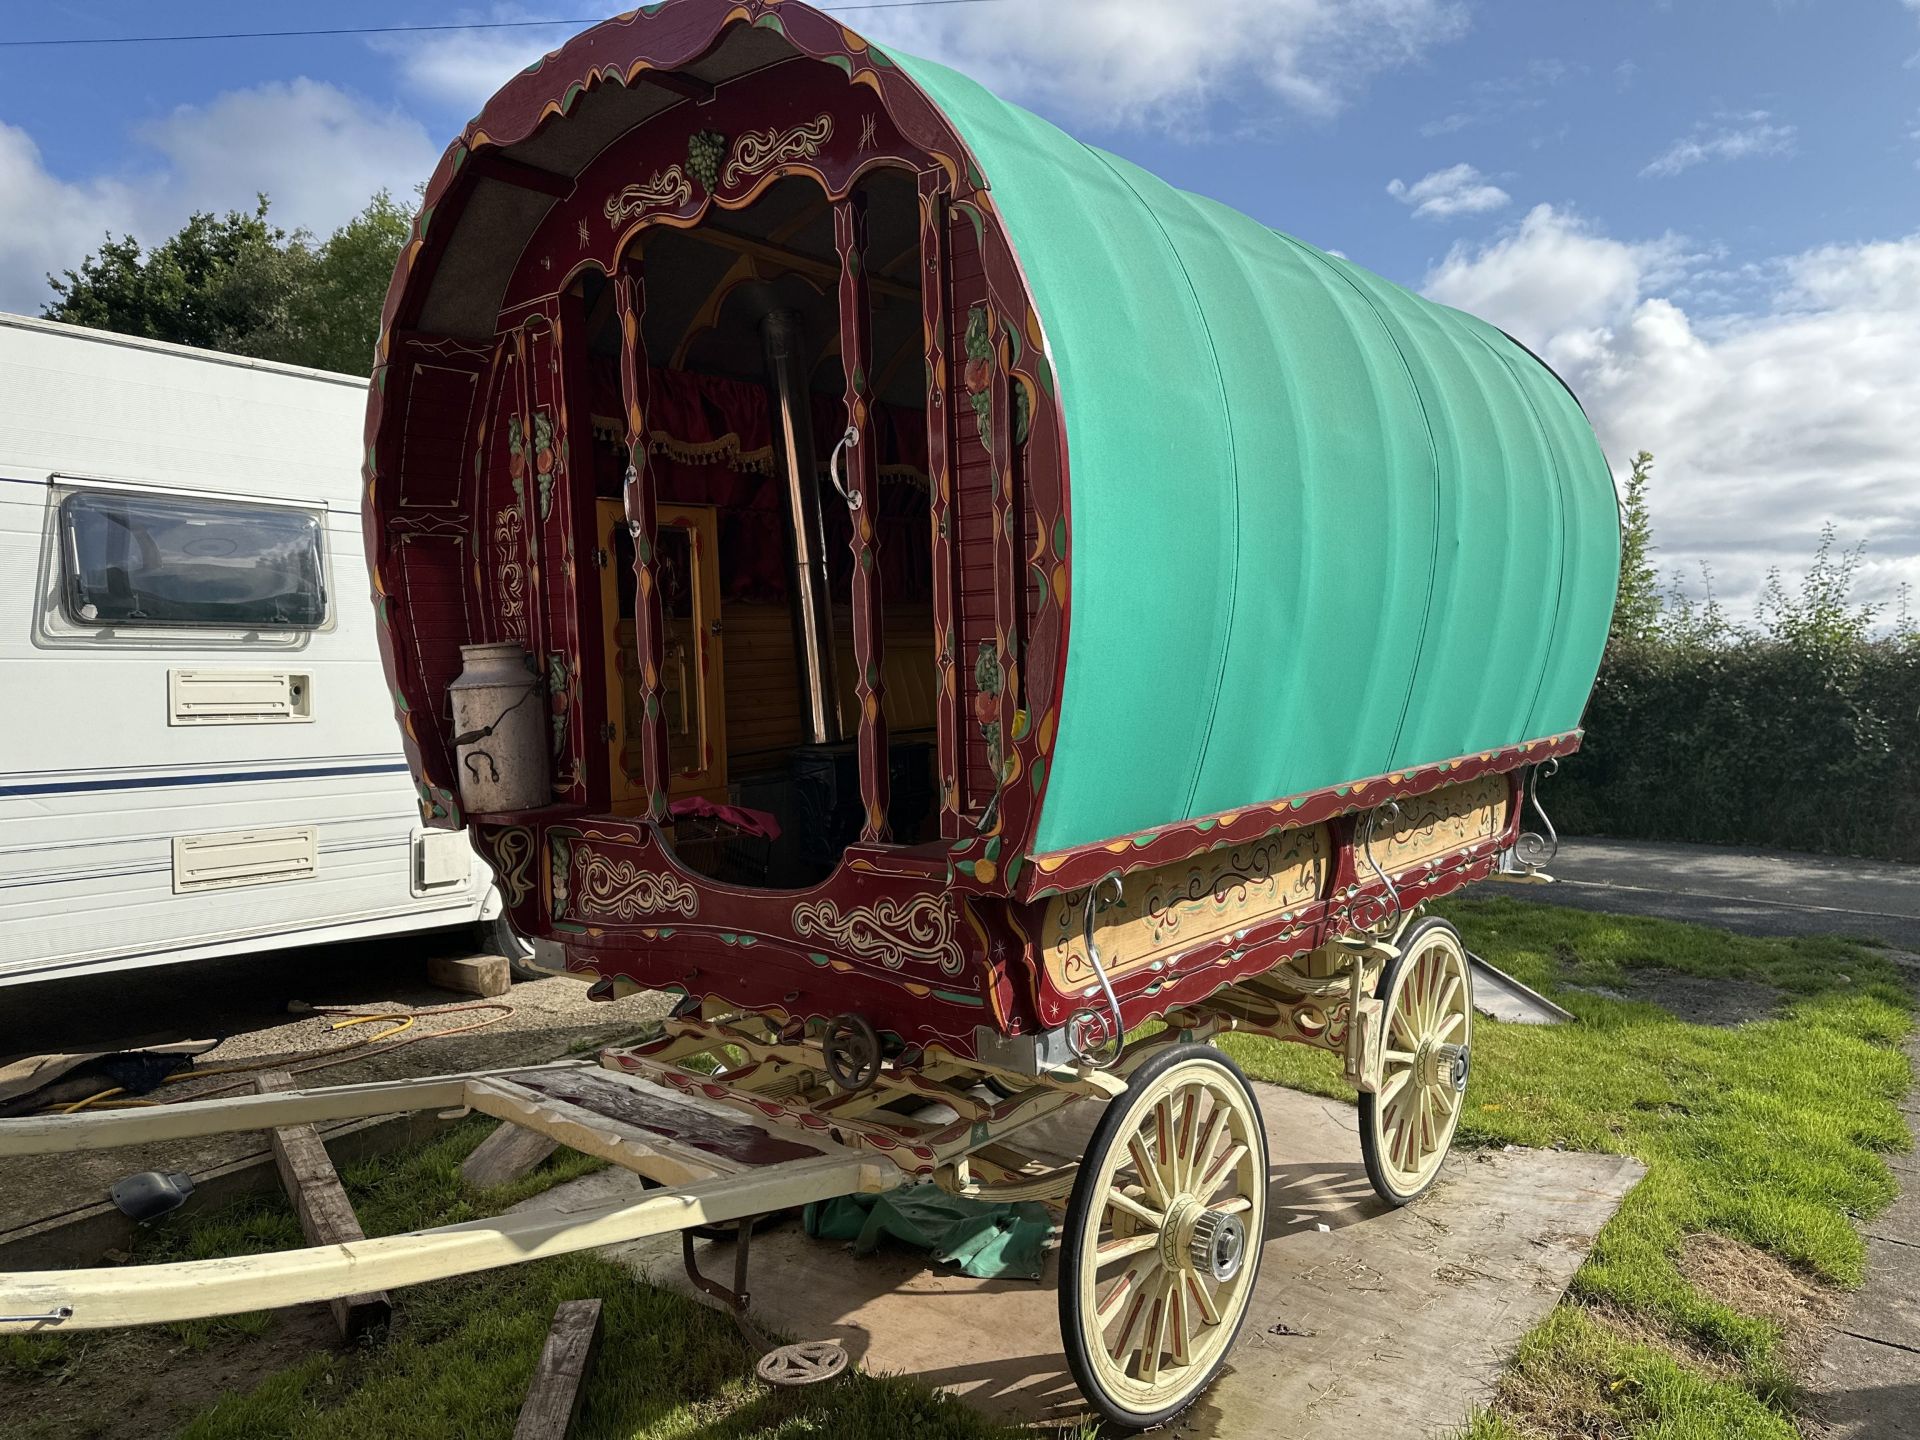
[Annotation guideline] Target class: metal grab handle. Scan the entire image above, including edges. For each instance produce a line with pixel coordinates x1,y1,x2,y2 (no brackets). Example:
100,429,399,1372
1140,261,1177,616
1069,874,1127,1069
826,425,863,510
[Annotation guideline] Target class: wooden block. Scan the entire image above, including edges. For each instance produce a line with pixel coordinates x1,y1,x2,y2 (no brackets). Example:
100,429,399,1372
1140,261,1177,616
461,1119,562,1189
513,1298,603,1440
255,1072,391,1340
428,952,511,998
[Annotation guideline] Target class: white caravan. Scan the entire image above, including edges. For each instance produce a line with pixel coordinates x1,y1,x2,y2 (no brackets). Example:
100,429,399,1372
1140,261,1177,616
0,313,519,986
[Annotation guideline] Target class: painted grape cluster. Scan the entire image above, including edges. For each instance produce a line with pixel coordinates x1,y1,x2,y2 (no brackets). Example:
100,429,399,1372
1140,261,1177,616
687,129,728,192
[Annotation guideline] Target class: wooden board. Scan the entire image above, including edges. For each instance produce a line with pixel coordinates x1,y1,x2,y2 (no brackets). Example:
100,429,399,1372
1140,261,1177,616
461,1119,563,1189
514,1298,603,1440
255,1072,391,1339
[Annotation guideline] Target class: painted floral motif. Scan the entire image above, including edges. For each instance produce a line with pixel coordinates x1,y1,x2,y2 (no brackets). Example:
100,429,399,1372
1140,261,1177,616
973,639,1003,777
792,892,966,975
493,502,526,635
686,129,728,192
533,410,557,520
722,114,831,188
963,304,993,450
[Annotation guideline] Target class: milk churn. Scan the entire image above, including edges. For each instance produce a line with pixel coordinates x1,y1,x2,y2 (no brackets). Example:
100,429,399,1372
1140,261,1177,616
449,644,548,814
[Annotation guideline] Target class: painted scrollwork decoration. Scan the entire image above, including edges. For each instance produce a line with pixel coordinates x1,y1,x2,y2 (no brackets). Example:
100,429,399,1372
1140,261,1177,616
570,847,699,922
722,113,832,188
483,826,536,909
792,893,966,975
605,166,694,226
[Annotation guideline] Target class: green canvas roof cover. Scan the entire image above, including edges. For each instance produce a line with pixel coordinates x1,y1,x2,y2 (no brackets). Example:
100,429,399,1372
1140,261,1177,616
892,52,1620,856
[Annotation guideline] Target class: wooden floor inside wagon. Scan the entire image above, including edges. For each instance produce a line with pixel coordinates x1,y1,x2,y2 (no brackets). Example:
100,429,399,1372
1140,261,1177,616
566,1081,1643,1438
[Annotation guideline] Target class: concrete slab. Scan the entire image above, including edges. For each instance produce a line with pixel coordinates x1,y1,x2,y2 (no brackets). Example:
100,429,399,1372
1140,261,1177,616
1806,1033,1920,1439
546,1081,1643,1437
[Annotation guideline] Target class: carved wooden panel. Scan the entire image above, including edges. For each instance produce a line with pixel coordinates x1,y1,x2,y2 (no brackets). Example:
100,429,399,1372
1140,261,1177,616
1040,826,1332,992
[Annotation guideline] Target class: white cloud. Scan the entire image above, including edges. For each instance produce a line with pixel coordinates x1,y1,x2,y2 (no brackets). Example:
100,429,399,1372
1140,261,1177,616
1386,162,1510,219
862,0,1470,130
1425,206,1920,619
1641,110,1797,179
370,8,578,115
0,81,436,316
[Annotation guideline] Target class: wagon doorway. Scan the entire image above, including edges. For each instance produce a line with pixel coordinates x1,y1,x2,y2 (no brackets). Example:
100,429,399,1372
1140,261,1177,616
577,171,937,887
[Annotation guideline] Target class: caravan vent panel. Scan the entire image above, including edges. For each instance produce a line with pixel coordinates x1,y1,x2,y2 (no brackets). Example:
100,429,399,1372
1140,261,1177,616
172,827,318,893
168,670,313,725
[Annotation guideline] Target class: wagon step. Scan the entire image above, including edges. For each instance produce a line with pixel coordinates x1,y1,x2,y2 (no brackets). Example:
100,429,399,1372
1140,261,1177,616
0,1061,900,1335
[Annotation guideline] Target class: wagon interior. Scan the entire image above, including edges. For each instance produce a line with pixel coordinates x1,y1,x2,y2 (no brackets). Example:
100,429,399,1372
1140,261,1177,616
569,168,945,887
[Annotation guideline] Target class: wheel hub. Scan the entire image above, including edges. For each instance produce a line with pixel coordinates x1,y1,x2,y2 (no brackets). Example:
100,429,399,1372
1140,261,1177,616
1418,1041,1470,1094
1187,1208,1247,1283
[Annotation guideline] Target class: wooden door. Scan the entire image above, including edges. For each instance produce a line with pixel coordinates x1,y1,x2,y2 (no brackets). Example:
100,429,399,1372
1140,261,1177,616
599,499,727,811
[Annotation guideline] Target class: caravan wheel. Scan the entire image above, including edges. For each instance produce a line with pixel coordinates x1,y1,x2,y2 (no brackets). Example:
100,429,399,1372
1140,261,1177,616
1059,1044,1267,1429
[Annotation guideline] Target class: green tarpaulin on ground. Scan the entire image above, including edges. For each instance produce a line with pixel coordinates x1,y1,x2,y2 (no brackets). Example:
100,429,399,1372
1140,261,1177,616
804,1187,1052,1281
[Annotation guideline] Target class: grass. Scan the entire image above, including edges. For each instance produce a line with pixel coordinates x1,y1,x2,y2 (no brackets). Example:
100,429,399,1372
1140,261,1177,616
1222,895,1917,1436
7,897,1911,1438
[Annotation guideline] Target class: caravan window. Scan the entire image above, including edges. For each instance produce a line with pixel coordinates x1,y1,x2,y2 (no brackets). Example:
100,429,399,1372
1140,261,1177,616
59,491,328,630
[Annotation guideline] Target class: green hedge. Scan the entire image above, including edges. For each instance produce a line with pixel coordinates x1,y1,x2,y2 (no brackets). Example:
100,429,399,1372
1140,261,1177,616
1555,634,1920,862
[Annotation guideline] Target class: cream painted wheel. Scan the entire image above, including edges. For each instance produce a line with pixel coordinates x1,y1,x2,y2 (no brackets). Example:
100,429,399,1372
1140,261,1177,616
1059,1045,1267,1429
1358,917,1473,1206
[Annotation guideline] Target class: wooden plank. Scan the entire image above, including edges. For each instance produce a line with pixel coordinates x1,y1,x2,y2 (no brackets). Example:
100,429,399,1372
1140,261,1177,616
0,1067,511,1156
255,1072,391,1340
514,1298,603,1440
462,1119,563,1189
0,1151,883,1332
428,951,512,997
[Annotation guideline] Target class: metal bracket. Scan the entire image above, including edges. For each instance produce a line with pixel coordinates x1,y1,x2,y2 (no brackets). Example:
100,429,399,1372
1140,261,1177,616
682,1218,754,1312
1499,758,1561,879
1067,874,1127,1070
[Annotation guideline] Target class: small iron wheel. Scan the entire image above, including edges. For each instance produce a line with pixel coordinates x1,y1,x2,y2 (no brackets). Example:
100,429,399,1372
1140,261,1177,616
1358,916,1474,1207
1059,1044,1268,1430
822,1013,882,1093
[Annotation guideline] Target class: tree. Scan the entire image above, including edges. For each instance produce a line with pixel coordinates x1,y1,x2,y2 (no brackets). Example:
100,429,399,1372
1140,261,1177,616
42,191,409,376
285,191,411,376
1610,450,1661,651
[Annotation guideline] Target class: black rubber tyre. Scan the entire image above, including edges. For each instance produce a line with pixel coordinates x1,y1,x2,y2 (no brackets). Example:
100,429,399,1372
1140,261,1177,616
476,912,553,983
1058,1043,1268,1431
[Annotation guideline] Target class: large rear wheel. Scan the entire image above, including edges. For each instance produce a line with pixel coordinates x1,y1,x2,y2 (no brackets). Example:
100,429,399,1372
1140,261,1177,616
1358,916,1473,1207
1059,1044,1268,1430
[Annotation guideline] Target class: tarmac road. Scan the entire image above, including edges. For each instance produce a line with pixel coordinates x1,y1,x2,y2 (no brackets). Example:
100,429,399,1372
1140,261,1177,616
1492,835,1920,951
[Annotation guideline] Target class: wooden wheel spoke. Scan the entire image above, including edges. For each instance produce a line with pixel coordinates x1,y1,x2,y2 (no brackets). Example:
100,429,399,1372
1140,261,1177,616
1389,1009,1417,1048
1110,1273,1158,1367
1167,1276,1191,1367
1107,1189,1165,1230
1174,1090,1200,1192
1378,1067,1413,1110
1211,1194,1253,1216
1139,1281,1172,1382
1190,1106,1232,1196
1099,1257,1152,1322
1198,1141,1248,1199
1435,973,1462,1029
1098,1230,1161,1266
1153,1099,1182,1195
1128,1134,1171,1209
1187,1270,1222,1327
1440,1010,1467,1041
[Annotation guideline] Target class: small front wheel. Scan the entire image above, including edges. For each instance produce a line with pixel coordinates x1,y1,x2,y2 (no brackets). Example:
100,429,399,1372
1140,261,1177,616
1358,916,1474,1206
1059,1044,1268,1430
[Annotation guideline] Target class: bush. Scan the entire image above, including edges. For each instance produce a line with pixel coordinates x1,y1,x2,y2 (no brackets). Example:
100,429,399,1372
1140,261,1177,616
1554,455,1920,861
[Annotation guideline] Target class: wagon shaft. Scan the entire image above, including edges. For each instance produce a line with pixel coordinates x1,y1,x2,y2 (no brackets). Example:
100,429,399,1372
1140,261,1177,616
0,1061,895,1334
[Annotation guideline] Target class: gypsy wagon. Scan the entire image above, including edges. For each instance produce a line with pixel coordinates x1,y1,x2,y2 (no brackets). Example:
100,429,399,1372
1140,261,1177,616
0,0,1616,1426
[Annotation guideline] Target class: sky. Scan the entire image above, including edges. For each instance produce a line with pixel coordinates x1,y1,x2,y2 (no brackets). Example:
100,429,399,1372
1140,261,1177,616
2,0,1917,622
